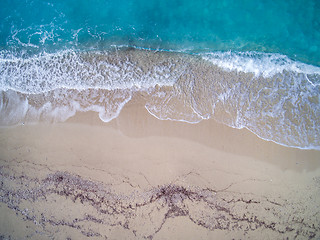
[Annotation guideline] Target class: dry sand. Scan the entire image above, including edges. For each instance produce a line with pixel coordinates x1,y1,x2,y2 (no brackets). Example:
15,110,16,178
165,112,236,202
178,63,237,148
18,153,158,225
0,95,319,239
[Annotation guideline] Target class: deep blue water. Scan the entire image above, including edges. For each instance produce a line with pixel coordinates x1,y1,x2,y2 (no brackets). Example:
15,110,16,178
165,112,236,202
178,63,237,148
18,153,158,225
1,0,320,65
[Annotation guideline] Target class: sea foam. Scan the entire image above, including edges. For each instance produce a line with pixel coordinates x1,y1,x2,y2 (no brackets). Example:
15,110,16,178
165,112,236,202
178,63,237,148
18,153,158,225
0,49,181,94
201,51,320,83
0,48,319,150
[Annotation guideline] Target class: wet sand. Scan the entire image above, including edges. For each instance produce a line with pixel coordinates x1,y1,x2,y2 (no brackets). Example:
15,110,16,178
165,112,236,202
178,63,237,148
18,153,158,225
0,95,320,239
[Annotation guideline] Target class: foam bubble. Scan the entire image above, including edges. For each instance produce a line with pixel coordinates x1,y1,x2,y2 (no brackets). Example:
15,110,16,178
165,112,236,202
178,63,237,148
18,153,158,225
0,91,29,125
0,48,319,150
201,51,320,81
0,89,133,125
0,49,183,94
142,54,320,150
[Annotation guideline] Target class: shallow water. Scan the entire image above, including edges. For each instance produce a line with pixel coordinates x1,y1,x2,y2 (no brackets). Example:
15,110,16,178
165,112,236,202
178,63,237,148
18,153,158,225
0,48,319,150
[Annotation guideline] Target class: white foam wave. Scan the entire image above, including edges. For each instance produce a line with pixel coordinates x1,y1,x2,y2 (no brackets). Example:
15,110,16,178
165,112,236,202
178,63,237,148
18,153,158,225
1,48,319,150
201,51,320,80
0,49,180,94
0,89,133,125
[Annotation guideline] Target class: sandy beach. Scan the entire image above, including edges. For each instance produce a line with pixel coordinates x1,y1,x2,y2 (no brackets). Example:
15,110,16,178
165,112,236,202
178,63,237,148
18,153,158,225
0,94,319,239
1,0,320,239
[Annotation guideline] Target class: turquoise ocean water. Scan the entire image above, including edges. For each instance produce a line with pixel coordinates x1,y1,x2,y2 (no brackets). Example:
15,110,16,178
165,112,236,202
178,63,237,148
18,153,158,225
1,0,320,64
0,0,320,149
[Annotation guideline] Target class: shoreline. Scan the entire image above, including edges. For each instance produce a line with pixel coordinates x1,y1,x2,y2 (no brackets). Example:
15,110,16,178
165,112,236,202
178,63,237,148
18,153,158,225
0,95,319,239
1,48,319,150
67,95,320,172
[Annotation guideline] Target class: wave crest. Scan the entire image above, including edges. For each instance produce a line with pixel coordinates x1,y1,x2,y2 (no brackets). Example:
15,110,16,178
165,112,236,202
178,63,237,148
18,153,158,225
201,51,320,83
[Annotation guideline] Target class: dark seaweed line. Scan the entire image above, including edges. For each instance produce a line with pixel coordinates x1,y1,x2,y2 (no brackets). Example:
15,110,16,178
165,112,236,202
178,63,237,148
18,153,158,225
0,168,319,239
